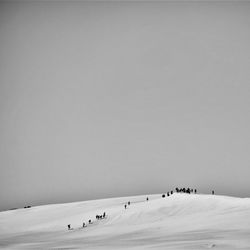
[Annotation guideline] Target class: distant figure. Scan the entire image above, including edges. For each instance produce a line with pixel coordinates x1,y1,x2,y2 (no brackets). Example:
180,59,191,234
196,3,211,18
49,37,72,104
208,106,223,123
83,222,86,227
146,197,149,201
103,212,106,218
100,215,103,219
128,201,130,205
195,189,197,194
88,219,92,224
124,204,127,209
96,215,99,220
162,194,165,198
167,192,169,196
170,191,173,195
68,224,71,230
212,190,215,195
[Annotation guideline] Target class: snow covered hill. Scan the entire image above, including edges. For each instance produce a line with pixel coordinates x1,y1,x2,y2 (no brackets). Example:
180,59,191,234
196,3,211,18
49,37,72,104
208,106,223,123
0,193,250,249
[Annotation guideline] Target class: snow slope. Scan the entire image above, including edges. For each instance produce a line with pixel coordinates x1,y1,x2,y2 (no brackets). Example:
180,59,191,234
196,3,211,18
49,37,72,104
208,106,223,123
0,193,250,249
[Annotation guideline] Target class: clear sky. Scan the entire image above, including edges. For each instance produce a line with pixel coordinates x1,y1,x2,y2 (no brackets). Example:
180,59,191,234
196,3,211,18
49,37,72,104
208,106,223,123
1,1,250,211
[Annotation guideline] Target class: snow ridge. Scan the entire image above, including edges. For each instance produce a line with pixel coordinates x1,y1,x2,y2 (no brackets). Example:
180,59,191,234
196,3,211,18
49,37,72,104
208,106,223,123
0,193,250,249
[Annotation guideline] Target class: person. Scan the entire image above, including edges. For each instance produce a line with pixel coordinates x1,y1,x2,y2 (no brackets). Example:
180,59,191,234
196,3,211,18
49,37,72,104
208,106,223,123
88,219,92,224
195,189,197,194
212,190,215,195
68,224,71,230
128,201,130,205
124,204,127,209
146,197,149,201
103,212,106,218
83,222,86,227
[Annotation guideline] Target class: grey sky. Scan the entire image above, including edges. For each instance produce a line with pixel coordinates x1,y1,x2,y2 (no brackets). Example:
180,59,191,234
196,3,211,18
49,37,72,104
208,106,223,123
0,1,250,211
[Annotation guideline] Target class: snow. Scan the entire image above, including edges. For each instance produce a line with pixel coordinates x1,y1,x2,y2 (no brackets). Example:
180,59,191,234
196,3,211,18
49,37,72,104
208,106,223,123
1,193,250,249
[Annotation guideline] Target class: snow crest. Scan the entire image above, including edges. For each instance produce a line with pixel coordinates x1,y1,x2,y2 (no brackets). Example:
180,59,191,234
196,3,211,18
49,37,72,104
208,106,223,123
0,193,250,249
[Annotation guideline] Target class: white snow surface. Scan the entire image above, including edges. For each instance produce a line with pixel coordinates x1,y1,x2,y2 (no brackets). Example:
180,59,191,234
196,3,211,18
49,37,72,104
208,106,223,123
0,193,250,249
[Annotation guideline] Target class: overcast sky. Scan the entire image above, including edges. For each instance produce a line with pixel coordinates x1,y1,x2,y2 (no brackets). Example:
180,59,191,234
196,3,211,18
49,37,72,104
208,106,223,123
0,1,250,211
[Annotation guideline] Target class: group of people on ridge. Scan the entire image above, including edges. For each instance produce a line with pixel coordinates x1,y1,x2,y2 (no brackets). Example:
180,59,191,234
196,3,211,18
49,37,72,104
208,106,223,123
175,187,197,194
162,187,197,197
162,188,215,197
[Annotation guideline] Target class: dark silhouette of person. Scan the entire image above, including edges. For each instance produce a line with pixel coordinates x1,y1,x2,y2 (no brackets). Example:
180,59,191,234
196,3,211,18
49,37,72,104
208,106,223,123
83,222,86,227
125,204,127,209
146,197,149,201
195,189,197,194
162,194,165,198
68,224,71,230
128,201,130,205
167,192,169,196
103,212,106,218
212,190,215,195
170,191,173,195
88,219,92,224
